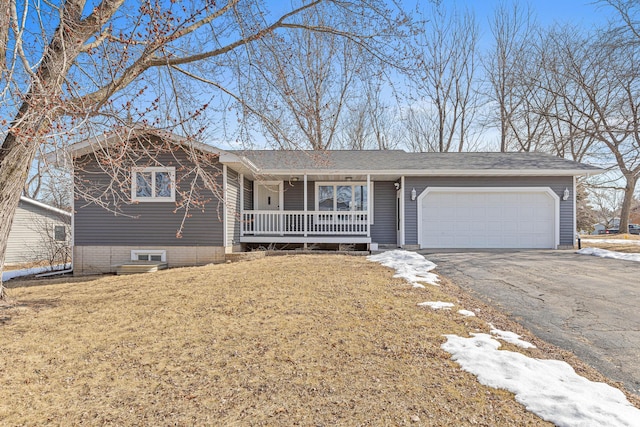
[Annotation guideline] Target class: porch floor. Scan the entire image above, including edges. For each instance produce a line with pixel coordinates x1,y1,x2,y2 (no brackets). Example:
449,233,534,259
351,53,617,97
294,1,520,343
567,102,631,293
240,235,371,244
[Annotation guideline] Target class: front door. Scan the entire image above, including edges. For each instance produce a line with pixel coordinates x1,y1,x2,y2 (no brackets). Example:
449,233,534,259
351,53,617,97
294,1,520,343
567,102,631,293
254,181,283,234
256,182,282,210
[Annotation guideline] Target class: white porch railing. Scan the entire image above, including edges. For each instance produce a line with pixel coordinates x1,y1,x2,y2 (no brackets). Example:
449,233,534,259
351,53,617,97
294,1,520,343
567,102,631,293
241,210,369,236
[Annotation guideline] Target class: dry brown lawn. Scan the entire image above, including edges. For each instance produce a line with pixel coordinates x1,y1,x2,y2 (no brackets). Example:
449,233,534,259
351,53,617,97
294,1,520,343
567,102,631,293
580,233,640,253
1,255,637,425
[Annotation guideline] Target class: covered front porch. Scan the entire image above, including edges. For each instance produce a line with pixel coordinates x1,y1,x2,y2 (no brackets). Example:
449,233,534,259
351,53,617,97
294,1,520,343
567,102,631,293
236,173,382,246
240,210,372,244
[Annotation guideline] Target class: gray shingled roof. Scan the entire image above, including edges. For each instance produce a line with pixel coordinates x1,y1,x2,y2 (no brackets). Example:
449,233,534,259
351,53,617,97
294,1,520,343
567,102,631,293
228,150,601,173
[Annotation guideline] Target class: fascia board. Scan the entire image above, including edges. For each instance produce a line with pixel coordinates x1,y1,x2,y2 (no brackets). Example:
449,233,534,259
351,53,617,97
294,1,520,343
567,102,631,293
253,168,604,177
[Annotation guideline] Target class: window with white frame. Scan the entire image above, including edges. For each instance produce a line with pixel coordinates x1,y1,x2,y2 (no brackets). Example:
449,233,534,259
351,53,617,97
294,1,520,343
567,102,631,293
132,167,175,202
131,249,166,262
315,182,373,222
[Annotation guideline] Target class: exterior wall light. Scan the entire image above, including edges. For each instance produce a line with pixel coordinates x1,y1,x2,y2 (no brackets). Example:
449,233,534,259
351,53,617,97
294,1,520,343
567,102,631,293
563,187,570,201
411,188,417,201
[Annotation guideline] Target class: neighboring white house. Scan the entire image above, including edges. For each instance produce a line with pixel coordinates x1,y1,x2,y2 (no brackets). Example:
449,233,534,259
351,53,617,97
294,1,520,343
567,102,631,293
5,197,72,266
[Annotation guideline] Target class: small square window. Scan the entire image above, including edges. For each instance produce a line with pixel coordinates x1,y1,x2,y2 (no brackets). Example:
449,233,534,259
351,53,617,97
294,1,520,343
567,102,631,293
54,225,66,241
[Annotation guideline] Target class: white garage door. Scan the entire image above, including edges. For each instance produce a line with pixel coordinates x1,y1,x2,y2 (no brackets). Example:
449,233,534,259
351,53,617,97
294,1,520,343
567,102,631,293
419,188,557,249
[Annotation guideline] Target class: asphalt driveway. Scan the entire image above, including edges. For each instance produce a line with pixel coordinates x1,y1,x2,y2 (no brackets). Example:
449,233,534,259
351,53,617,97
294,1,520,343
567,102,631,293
422,250,640,395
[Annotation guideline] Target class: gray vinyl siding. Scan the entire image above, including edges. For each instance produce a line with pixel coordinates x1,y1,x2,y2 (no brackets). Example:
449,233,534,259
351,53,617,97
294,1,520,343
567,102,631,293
6,201,71,264
226,168,240,246
74,148,224,246
283,181,306,210
371,181,396,244
403,176,574,246
244,177,253,210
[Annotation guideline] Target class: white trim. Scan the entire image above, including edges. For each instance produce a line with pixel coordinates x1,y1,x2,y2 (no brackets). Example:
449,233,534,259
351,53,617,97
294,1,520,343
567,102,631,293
239,173,244,237
254,180,283,211
416,187,560,249
223,165,228,246
303,174,308,237
131,166,176,202
131,249,166,262
400,176,405,247
366,174,371,237
254,168,601,177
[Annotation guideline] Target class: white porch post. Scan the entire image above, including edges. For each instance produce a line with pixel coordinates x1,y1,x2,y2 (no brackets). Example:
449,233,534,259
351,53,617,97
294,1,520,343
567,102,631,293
223,165,228,247
239,173,244,237
367,174,371,237
304,174,308,237
400,176,405,247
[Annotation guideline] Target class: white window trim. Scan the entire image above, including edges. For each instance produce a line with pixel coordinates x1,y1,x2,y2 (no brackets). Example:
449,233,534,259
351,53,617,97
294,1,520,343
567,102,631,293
314,181,374,223
131,249,166,262
131,166,176,202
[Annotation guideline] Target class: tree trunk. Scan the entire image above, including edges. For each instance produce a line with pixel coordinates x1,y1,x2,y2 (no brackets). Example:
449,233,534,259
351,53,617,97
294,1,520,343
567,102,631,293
618,173,638,234
0,119,42,299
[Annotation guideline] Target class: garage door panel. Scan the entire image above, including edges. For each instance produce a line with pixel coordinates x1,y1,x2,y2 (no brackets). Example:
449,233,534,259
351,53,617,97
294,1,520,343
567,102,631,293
420,189,556,249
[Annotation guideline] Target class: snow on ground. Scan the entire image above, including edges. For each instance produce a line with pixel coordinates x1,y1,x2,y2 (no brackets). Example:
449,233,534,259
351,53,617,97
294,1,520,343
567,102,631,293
417,301,454,310
442,333,640,427
368,250,439,287
458,309,476,317
372,249,640,425
489,324,536,349
577,247,640,263
581,238,640,246
2,265,66,282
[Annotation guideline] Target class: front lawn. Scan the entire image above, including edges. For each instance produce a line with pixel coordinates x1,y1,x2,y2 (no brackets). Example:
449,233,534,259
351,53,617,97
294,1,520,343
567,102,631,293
0,255,634,425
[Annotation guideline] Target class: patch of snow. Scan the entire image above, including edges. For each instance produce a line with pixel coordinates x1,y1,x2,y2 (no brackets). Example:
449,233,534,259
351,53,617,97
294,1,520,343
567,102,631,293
489,324,536,349
577,247,640,263
458,309,476,317
418,301,454,310
368,250,439,286
442,334,640,427
2,265,67,282
581,238,640,246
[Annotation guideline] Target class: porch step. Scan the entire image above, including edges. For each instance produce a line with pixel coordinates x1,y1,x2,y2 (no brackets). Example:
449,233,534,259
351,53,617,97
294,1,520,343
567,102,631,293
116,261,168,275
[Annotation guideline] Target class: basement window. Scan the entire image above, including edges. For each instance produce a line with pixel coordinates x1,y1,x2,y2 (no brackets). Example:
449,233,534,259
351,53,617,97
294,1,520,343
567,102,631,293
131,250,166,262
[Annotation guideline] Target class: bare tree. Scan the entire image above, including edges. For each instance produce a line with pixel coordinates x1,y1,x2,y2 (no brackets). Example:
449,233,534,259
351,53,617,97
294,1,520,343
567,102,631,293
538,18,640,235
483,2,536,152
337,73,399,150
26,214,72,270
0,0,406,298
405,4,479,152
237,5,365,150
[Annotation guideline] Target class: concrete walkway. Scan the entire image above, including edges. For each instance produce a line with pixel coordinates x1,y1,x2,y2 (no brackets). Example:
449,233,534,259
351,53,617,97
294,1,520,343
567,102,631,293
422,250,640,395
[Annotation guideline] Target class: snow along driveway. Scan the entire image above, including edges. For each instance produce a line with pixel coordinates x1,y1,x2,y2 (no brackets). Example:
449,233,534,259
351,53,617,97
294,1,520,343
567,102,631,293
369,250,640,426
422,249,640,396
